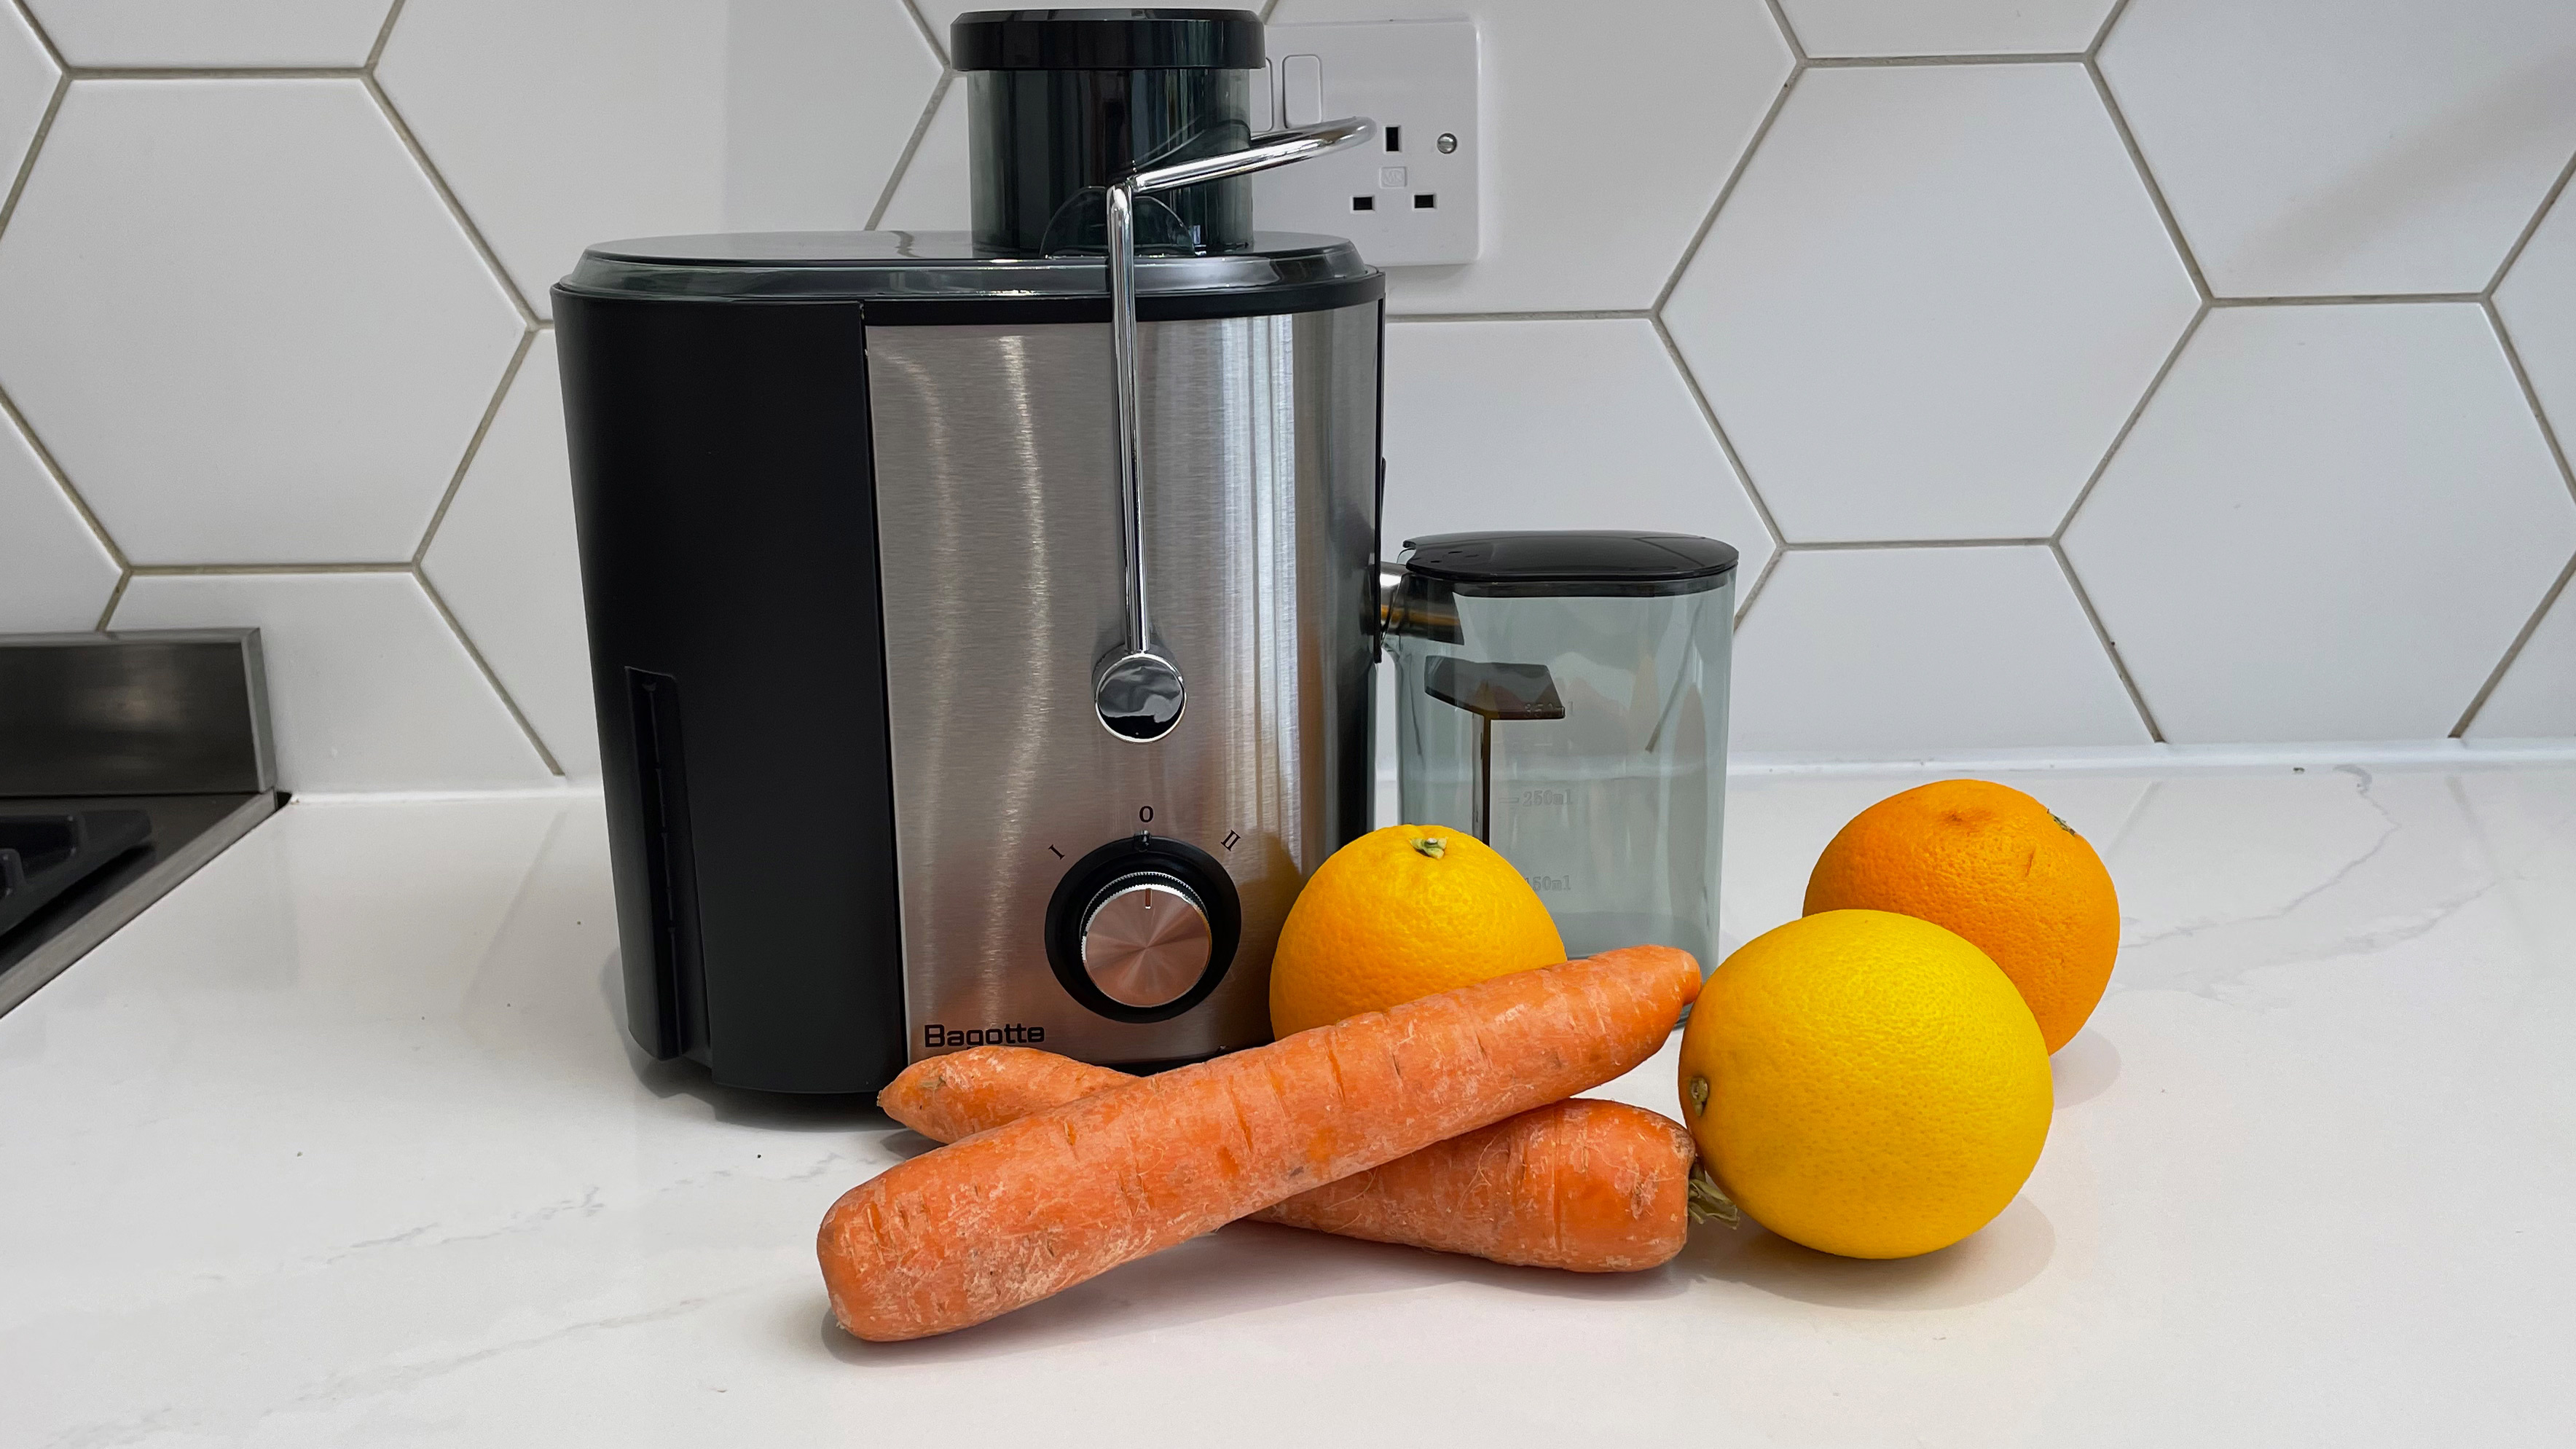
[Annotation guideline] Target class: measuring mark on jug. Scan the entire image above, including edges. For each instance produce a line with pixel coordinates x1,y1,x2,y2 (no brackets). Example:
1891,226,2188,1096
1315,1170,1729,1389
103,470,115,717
1222,830,1241,851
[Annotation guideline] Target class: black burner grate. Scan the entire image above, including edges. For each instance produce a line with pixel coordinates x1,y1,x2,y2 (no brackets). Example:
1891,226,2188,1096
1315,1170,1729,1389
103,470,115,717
0,812,153,941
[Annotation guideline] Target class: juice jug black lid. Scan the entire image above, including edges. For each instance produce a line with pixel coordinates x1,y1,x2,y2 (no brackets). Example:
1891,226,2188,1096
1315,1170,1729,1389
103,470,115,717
1402,532,1740,597
953,9,1265,71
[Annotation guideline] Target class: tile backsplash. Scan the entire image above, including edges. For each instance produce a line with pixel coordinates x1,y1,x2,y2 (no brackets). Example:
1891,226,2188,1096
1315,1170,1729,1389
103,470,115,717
2,0,2573,791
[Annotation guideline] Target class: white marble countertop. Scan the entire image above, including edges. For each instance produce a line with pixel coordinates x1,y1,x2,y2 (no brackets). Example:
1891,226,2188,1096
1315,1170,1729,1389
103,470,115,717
5,760,2574,1446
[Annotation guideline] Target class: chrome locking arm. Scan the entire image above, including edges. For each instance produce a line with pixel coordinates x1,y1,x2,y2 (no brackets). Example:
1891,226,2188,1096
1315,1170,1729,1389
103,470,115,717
1093,117,1375,743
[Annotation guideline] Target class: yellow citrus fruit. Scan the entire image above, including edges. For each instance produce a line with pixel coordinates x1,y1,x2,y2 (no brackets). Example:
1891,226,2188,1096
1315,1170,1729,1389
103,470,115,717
1268,824,1566,1037
1678,910,2051,1259
1804,778,2119,1053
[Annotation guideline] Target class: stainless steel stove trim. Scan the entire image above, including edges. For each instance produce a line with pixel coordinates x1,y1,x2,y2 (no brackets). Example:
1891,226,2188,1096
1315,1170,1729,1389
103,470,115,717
0,629,275,796
0,790,281,1018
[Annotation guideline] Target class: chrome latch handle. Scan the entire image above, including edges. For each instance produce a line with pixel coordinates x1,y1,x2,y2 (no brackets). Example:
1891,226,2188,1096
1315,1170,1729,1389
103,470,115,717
1093,117,1375,744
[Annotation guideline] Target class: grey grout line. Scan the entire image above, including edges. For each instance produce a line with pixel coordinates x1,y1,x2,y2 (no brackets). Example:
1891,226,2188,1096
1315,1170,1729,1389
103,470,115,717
1625,7,1795,625
1652,62,1800,315
1805,52,2087,68
898,0,949,69
2049,537,2165,742
93,570,129,631
413,326,535,566
2454,548,2575,738
0,380,128,570
1761,0,1809,65
366,0,407,71
2459,295,2576,737
67,66,367,79
1732,547,1788,632
361,73,539,325
0,52,66,240
2485,144,2576,297
2210,291,2483,307
2482,297,2576,508
1388,309,1648,323
2054,302,2206,539
1647,310,1789,568
7,0,63,68
869,70,952,232
129,562,412,576
2088,0,2136,58
415,568,566,777
1780,536,2052,551
2086,55,2210,302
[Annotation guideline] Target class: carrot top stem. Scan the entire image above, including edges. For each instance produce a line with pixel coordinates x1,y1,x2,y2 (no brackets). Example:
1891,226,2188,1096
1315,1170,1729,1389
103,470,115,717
1688,1161,1740,1228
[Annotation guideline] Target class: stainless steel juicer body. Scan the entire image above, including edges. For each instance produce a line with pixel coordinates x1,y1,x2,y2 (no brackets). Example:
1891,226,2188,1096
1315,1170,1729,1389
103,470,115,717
554,233,1383,1092
867,295,1380,1067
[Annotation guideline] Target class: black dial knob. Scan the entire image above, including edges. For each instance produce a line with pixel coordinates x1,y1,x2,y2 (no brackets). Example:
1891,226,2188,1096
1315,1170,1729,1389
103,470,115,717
1046,835,1241,1023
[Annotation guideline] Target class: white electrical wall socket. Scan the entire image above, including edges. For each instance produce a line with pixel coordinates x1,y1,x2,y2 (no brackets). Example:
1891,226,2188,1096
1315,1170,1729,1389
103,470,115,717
1253,20,1480,268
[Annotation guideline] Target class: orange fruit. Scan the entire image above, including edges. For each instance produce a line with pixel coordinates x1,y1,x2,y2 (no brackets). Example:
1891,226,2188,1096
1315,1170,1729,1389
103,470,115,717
1803,778,2118,1053
1268,824,1566,1037
1678,910,2051,1259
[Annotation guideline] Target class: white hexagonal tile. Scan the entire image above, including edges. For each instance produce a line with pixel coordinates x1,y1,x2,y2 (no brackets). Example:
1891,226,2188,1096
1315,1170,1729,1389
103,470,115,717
1779,0,2115,57
109,573,551,791
0,79,522,566
2498,183,2576,452
0,407,118,632
1378,318,1774,584
23,1,390,68
421,333,600,777
2100,0,2576,297
1729,546,2147,757
379,0,941,318
1666,63,2196,543
873,78,967,233
2467,578,2576,739
2066,303,2576,743
2,4,55,189
1267,0,1791,313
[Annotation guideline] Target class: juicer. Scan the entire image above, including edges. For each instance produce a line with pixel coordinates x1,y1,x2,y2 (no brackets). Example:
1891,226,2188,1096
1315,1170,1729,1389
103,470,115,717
557,9,1381,1093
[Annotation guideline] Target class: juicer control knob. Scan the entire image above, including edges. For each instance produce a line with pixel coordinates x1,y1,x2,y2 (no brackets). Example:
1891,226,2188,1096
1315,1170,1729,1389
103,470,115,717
1080,877,1211,1008
1045,834,1242,1024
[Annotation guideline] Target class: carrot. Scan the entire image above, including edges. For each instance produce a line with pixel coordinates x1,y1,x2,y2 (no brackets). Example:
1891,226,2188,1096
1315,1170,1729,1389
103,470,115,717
881,1045,1696,1273
818,943,1700,1340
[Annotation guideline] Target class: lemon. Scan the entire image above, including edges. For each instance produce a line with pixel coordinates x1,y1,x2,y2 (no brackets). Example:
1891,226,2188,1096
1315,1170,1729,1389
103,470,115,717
1678,909,2051,1259
1269,825,1566,1038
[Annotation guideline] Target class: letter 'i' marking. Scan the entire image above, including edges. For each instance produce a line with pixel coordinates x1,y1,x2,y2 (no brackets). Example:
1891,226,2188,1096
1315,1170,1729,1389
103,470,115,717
1048,844,1064,859
1222,830,1241,851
